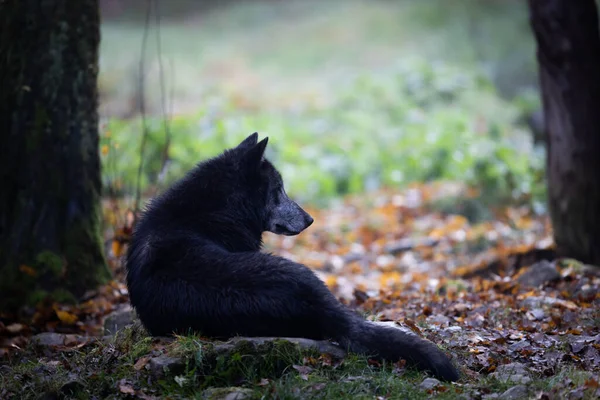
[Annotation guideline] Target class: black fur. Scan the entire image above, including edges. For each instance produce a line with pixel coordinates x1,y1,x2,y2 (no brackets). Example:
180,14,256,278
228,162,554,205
125,133,460,382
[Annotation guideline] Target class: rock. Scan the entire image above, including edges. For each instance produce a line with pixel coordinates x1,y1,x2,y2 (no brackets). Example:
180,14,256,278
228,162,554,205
419,377,441,390
31,332,85,347
103,305,136,335
384,237,438,255
322,255,345,273
481,394,499,400
31,333,67,347
490,363,531,384
429,314,451,326
521,295,577,310
499,385,529,400
202,387,254,400
517,260,560,288
445,326,462,333
527,308,545,320
214,337,347,359
148,356,185,377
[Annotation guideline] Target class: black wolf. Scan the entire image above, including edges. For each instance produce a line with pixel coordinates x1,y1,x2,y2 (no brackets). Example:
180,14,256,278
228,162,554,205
125,133,459,381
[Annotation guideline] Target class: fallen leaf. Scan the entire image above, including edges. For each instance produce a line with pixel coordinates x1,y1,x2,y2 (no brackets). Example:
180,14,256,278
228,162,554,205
54,309,78,325
292,364,313,380
134,356,151,371
118,379,135,395
19,264,37,277
5,323,25,334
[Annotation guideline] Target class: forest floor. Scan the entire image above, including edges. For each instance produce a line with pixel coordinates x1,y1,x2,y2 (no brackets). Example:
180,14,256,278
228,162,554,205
1,182,599,399
3,2,597,399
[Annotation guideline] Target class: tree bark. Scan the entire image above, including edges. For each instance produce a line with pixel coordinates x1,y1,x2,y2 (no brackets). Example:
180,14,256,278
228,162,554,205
528,0,600,266
0,0,110,312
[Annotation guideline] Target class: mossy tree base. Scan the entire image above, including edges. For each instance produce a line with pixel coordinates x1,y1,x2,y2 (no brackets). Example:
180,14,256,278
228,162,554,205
0,0,110,312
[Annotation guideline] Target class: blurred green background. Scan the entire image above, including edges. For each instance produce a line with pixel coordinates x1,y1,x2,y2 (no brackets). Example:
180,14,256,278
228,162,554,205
98,0,545,210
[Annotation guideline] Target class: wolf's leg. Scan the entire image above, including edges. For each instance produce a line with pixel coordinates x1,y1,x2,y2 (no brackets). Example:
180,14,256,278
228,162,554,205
130,242,459,381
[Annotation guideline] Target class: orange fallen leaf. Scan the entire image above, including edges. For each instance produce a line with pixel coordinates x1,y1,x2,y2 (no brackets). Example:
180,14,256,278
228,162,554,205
112,240,124,257
19,264,37,277
54,308,78,325
565,328,582,335
584,378,599,388
403,318,423,336
324,275,338,289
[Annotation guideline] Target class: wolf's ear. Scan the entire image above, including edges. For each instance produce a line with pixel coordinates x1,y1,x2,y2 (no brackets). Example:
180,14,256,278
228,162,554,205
243,137,268,169
235,132,259,152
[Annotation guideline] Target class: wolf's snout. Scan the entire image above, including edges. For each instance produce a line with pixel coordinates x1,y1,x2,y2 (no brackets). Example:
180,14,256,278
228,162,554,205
269,200,314,236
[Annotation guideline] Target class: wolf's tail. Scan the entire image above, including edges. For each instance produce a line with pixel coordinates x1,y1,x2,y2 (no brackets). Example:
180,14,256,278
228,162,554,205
335,318,460,382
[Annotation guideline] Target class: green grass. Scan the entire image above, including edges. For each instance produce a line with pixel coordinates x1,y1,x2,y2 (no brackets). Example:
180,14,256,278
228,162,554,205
98,0,544,209
100,59,545,209
3,325,598,400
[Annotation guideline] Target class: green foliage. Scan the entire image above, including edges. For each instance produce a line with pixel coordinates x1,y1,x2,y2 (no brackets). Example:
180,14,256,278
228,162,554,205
34,250,64,276
100,58,545,208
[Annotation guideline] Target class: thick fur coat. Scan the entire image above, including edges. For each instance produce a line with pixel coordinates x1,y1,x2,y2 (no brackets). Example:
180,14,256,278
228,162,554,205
125,133,459,381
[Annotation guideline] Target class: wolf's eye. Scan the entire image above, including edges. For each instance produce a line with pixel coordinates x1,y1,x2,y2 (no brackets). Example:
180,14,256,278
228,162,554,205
270,188,281,205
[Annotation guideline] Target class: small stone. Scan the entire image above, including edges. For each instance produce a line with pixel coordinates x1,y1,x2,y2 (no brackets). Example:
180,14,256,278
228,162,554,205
384,238,414,254
31,332,83,347
481,394,499,400
445,326,462,332
213,337,347,359
385,237,438,255
499,385,529,400
103,305,136,335
322,255,345,272
526,308,545,320
517,260,560,288
419,377,441,390
490,363,531,384
428,314,451,326
148,356,185,377
202,387,254,400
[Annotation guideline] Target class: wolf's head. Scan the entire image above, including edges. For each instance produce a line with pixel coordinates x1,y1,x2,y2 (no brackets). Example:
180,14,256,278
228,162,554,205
213,132,314,237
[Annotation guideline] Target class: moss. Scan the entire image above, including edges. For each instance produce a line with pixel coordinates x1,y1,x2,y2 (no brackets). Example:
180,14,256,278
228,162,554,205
50,288,77,304
26,289,50,305
168,337,323,389
35,250,64,277
63,199,111,295
112,323,150,349
131,336,153,360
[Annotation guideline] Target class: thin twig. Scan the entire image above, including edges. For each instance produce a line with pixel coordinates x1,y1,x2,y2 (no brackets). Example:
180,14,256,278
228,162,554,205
153,0,172,188
133,0,153,218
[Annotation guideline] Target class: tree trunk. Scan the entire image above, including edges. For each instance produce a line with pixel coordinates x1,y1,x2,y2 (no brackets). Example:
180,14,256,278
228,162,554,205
0,0,110,312
528,0,600,266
